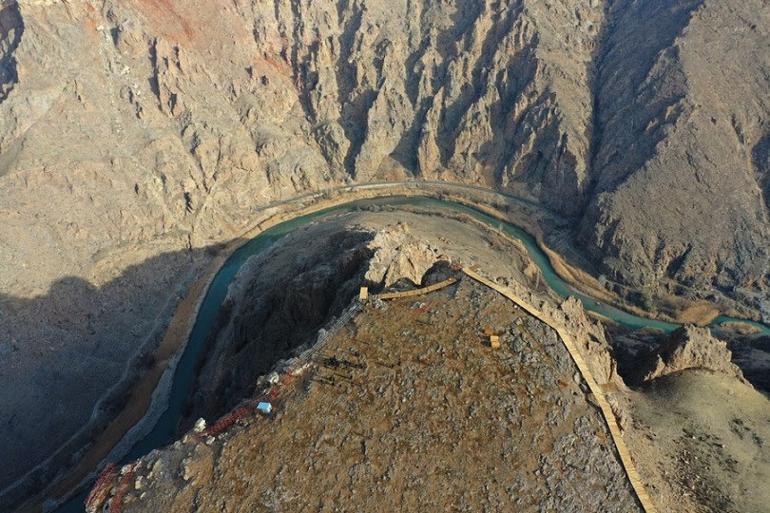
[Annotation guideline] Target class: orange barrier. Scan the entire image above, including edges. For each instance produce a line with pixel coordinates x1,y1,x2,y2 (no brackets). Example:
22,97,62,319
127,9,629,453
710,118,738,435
84,463,117,513
107,464,136,513
199,404,256,439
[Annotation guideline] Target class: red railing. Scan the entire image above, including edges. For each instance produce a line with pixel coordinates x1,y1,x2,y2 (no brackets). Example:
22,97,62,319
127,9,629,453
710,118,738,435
108,464,136,513
85,463,117,513
200,404,256,438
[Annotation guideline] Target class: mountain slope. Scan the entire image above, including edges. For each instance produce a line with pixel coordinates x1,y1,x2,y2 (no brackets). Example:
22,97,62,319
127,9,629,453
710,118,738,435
579,0,770,298
2,0,768,300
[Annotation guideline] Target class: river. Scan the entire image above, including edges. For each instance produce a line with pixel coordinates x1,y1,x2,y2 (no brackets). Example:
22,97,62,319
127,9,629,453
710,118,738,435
54,195,770,513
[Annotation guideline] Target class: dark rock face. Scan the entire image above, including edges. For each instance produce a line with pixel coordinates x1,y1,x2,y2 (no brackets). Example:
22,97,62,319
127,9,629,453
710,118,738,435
727,334,770,392
187,228,374,423
0,2,23,102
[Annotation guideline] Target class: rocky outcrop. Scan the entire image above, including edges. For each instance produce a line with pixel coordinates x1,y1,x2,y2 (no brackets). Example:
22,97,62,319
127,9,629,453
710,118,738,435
637,326,746,384
510,291,626,389
365,222,440,287
552,297,624,388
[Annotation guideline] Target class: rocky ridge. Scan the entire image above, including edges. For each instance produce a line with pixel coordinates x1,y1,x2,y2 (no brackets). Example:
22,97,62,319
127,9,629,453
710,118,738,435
364,222,440,287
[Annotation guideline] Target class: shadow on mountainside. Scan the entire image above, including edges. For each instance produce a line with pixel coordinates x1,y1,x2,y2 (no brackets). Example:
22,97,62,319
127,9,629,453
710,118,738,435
0,1,24,104
0,244,221,508
0,222,377,511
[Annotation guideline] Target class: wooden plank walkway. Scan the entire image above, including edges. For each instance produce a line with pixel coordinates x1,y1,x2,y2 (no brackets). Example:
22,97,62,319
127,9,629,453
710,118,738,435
374,277,459,300
462,268,658,513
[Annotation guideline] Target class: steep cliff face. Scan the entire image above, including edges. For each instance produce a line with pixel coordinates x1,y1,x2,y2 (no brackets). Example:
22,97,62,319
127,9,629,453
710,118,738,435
579,0,770,298
2,0,768,300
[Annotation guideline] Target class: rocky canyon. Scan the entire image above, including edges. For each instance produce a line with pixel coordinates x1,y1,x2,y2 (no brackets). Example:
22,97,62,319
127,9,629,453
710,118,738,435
1,0,769,511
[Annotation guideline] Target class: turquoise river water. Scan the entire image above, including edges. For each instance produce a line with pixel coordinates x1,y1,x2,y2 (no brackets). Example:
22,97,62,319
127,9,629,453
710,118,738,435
55,195,770,512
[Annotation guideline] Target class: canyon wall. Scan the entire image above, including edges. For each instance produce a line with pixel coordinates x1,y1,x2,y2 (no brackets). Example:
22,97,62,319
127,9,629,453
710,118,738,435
1,0,769,506
2,0,768,300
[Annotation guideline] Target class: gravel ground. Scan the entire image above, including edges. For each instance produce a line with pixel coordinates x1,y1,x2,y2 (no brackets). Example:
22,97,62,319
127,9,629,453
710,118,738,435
625,371,770,513
112,278,642,513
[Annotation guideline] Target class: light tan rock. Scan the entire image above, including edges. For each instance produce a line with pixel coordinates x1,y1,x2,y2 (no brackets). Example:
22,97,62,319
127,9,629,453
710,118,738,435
180,444,213,486
641,326,747,383
365,223,439,287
